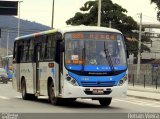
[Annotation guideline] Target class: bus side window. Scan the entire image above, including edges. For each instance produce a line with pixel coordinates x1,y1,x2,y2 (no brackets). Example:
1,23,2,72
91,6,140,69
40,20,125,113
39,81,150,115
46,36,52,59
44,35,56,61
13,41,17,63
40,36,46,61
44,37,49,60
28,39,34,62
40,42,45,61
21,41,29,62
19,41,24,63
25,40,30,62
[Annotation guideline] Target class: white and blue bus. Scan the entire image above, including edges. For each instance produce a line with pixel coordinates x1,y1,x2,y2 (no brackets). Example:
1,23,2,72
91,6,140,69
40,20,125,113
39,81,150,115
12,26,128,106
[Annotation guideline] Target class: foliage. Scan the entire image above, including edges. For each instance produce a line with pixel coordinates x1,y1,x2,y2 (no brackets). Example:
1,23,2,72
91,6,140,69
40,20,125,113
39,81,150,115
66,0,151,56
151,0,160,21
66,0,138,33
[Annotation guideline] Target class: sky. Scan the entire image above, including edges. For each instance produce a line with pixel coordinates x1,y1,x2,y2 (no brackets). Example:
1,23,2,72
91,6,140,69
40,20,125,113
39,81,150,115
16,0,159,30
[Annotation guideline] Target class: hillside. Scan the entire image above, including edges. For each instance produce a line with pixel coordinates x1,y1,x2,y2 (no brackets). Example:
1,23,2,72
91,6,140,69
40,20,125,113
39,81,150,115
0,16,51,55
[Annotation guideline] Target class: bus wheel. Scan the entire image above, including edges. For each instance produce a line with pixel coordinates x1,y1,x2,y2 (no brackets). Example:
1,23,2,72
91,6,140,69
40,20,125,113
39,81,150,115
49,82,60,105
99,98,112,107
30,94,38,100
21,80,29,100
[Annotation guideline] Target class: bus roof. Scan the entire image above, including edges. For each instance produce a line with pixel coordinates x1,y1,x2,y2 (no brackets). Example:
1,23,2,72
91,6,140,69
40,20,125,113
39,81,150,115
15,26,122,40
58,25,122,34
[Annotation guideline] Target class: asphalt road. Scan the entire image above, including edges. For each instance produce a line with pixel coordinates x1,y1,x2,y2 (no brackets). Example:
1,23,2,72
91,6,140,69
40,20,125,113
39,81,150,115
0,82,160,119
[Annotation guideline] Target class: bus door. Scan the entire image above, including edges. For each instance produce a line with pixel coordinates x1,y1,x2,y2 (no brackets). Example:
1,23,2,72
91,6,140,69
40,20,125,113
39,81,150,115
55,40,63,95
33,43,41,95
14,44,22,91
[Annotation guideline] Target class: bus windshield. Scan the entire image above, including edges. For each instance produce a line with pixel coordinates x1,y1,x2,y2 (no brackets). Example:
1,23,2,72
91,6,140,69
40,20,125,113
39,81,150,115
65,32,127,71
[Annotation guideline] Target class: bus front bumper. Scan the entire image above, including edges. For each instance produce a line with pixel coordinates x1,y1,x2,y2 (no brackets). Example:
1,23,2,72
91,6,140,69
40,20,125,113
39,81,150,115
62,81,128,98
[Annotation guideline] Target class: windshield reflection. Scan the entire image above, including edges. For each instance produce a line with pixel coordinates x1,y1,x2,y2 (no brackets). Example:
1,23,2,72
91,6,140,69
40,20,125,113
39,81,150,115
65,32,127,71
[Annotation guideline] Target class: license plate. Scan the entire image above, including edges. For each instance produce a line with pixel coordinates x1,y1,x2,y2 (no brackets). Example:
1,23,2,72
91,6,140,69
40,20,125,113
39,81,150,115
93,89,104,94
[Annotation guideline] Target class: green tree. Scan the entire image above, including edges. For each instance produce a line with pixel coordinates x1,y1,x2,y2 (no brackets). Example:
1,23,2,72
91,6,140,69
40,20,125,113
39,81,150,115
66,0,137,33
66,0,150,56
151,0,160,21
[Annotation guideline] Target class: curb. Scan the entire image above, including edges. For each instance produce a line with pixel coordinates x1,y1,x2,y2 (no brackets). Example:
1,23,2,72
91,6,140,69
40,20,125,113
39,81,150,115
127,94,160,101
128,88,160,94
127,88,160,101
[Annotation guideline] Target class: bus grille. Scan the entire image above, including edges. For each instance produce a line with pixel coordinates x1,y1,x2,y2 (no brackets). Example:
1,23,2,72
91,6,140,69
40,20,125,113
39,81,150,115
80,81,116,87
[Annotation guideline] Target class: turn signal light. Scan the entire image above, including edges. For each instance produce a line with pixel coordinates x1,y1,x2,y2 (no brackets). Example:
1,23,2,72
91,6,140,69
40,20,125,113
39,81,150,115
48,63,54,68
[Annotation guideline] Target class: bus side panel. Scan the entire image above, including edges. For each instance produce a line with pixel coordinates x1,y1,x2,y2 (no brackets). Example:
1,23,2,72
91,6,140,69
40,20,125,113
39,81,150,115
20,63,34,94
39,62,54,96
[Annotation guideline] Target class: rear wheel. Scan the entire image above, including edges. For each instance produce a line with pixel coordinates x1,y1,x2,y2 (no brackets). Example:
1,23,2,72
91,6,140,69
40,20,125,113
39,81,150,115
21,79,30,100
48,81,60,105
99,98,112,107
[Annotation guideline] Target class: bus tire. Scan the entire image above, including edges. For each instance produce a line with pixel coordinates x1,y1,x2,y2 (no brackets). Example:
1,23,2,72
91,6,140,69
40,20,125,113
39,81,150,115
99,98,112,107
29,94,38,100
21,79,30,100
48,81,60,105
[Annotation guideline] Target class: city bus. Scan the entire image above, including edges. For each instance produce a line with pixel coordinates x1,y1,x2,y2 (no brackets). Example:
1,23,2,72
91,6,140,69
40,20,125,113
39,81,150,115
12,26,128,106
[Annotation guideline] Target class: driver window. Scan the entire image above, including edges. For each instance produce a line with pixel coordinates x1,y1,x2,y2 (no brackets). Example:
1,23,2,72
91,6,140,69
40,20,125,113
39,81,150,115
85,41,97,65
72,41,83,64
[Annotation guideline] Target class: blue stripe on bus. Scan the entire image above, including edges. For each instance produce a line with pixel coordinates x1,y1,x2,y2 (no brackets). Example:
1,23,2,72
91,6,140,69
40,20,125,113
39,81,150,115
66,65,127,71
51,68,54,76
68,70,126,87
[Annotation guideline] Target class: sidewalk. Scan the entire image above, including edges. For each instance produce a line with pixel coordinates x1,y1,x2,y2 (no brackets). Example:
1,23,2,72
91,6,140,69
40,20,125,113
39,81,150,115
127,85,160,101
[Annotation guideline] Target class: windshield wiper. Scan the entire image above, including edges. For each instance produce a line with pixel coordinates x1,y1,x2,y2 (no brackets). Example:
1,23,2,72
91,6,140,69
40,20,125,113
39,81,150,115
103,42,115,72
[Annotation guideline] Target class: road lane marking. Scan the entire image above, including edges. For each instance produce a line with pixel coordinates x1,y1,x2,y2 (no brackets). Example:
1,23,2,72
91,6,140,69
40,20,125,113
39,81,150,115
5,95,160,108
15,96,21,98
114,98,160,107
0,96,10,100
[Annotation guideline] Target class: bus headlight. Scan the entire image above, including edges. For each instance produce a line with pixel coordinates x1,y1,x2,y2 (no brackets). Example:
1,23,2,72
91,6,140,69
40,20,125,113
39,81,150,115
66,76,78,86
70,79,77,86
66,76,71,81
118,75,127,86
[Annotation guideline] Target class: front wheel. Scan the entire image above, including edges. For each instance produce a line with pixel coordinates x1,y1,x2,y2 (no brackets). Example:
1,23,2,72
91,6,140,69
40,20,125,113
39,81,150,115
99,98,112,107
48,82,61,105
21,80,30,100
